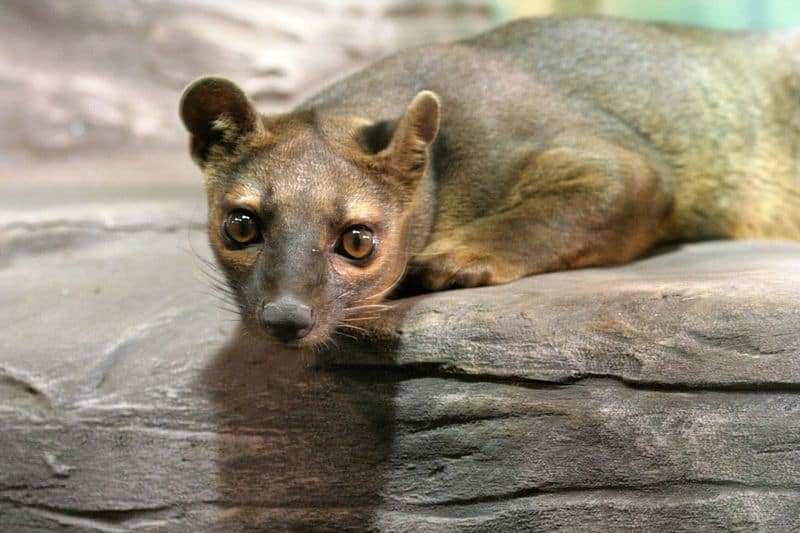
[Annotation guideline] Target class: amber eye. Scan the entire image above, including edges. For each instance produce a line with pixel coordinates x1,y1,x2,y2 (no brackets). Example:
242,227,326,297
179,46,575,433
223,210,261,247
337,226,376,261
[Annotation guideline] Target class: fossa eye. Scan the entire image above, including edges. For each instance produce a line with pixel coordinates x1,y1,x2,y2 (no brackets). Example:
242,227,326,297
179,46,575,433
223,209,261,247
336,225,377,262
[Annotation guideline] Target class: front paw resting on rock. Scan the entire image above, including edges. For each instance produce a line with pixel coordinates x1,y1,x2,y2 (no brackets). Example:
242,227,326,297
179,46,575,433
409,239,525,290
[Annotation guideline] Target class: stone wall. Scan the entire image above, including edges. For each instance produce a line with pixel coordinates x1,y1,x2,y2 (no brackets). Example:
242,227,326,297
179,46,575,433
1,0,499,156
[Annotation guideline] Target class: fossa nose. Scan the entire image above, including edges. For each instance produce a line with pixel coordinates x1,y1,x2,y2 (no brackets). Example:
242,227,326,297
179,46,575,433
259,296,316,342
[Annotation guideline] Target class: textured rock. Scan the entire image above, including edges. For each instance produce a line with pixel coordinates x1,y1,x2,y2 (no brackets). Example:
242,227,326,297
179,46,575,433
2,152,799,529
0,0,496,155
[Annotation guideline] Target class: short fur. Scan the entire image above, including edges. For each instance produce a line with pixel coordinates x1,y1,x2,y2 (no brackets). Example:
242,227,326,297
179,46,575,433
180,16,800,347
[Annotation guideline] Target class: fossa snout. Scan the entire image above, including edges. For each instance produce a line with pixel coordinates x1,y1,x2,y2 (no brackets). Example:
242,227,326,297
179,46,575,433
259,296,315,342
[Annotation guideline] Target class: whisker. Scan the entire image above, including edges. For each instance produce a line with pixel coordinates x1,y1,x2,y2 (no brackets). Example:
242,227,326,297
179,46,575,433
216,306,243,317
195,265,235,288
335,289,355,301
199,275,233,292
348,267,408,305
317,336,339,354
334,330,359,341
315,340,324,354
195,283,240,304
342,315,382,322
338,323,368,334
343,303,394,312
190,252,249,312
406,250,449,258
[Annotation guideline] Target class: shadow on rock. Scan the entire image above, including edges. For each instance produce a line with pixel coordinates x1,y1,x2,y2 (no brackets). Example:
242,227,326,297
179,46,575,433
197,329,403,529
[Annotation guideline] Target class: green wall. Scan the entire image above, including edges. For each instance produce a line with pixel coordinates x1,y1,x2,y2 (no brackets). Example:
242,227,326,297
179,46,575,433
599,0,800,29
504,0,800,29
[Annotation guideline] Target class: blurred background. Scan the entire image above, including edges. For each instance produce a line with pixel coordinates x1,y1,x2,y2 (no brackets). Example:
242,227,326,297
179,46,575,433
2,0,799,163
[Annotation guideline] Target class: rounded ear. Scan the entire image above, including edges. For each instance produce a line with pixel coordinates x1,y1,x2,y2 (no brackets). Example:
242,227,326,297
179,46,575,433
179,76,264,166
386,90,441,174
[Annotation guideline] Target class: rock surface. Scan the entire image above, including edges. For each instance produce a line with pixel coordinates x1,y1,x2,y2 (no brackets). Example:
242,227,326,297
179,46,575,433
0,0,496,155
2,149,799,530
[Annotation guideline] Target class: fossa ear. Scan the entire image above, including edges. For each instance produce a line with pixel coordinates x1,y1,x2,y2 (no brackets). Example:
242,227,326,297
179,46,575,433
179,76,265,167
386,90,441,174
360,91,440,176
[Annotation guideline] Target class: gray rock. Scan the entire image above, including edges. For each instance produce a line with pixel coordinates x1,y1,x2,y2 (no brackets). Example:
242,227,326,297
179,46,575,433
0,0,496,155
2,160,799,530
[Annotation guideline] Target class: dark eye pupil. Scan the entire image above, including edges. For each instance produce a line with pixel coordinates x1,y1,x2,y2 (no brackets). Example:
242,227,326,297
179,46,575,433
351,232,364,250
339,226,375,260
233,216,251,235
224,210,260,246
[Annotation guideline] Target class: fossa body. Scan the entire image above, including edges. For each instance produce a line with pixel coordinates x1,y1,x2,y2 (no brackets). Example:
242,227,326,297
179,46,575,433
180,16,800,347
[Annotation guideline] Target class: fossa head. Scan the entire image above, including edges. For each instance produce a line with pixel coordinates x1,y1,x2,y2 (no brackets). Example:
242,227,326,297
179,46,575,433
180,77,439,348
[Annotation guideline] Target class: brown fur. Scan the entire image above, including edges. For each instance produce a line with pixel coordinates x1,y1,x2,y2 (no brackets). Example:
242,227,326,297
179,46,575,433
180,16,800,347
